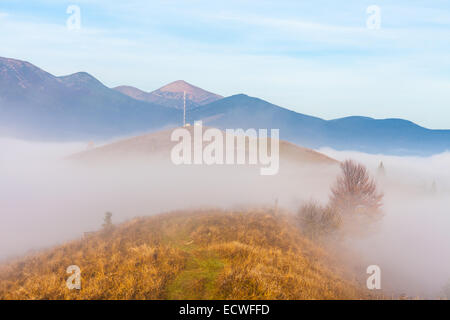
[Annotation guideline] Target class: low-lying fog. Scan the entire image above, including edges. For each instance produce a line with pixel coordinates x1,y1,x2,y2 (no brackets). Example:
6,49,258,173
319,148,450,299
0,137,449,298
0,137,338,259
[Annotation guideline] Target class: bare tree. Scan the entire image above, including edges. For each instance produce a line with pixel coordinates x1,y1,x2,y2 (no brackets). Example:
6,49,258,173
330,160,383,216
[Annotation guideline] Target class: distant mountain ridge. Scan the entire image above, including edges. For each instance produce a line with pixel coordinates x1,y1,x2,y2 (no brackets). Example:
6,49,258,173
188,94,450,155
0,57,179,139
1,56,449,155
114,80,222,110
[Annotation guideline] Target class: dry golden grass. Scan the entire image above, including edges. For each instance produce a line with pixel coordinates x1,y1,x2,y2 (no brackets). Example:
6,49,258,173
0,209,372,300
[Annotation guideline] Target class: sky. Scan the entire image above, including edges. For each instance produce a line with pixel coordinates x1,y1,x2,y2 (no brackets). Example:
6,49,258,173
0,0,449,129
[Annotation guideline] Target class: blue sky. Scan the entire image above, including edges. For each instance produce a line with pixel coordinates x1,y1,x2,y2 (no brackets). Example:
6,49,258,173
0,0,449,128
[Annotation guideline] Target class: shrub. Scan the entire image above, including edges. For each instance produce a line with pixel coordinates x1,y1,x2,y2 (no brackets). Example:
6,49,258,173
296,202,341,240
102,212,113,230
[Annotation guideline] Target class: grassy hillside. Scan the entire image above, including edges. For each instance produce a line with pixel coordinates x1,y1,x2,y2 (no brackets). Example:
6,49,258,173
68,126,337,166
0,209,370,300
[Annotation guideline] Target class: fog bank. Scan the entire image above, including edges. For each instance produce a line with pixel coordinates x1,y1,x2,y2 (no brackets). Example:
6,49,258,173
0,138,336,260
1,138,449,298
319,148,450,299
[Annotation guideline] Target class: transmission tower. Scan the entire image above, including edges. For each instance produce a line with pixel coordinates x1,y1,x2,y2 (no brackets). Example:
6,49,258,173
183,91,186,127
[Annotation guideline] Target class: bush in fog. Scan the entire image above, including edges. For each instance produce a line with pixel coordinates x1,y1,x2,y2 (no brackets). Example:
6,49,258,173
330,160,383,217
298,160,384,240
296,202,341,240
102,212,113,230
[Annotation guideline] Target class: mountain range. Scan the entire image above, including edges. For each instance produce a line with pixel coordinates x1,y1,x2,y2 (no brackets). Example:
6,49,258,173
189,95,450,155
1,56,449,155
0,57,178,140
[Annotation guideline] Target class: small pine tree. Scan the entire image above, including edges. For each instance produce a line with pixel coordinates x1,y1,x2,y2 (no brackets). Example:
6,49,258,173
102,212,113,230
429,180,437,195
377,161,386,176
273,197,279,216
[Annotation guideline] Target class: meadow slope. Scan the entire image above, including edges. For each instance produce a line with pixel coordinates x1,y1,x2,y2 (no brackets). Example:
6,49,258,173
0,209,372,300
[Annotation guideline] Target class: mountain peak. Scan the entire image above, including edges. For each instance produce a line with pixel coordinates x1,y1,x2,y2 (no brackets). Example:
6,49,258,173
0,56,34,68
58,72,105,89
151,80,223,108
0,56,59,92
113,80,223,110
59,71,99,83
158,80,199,94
